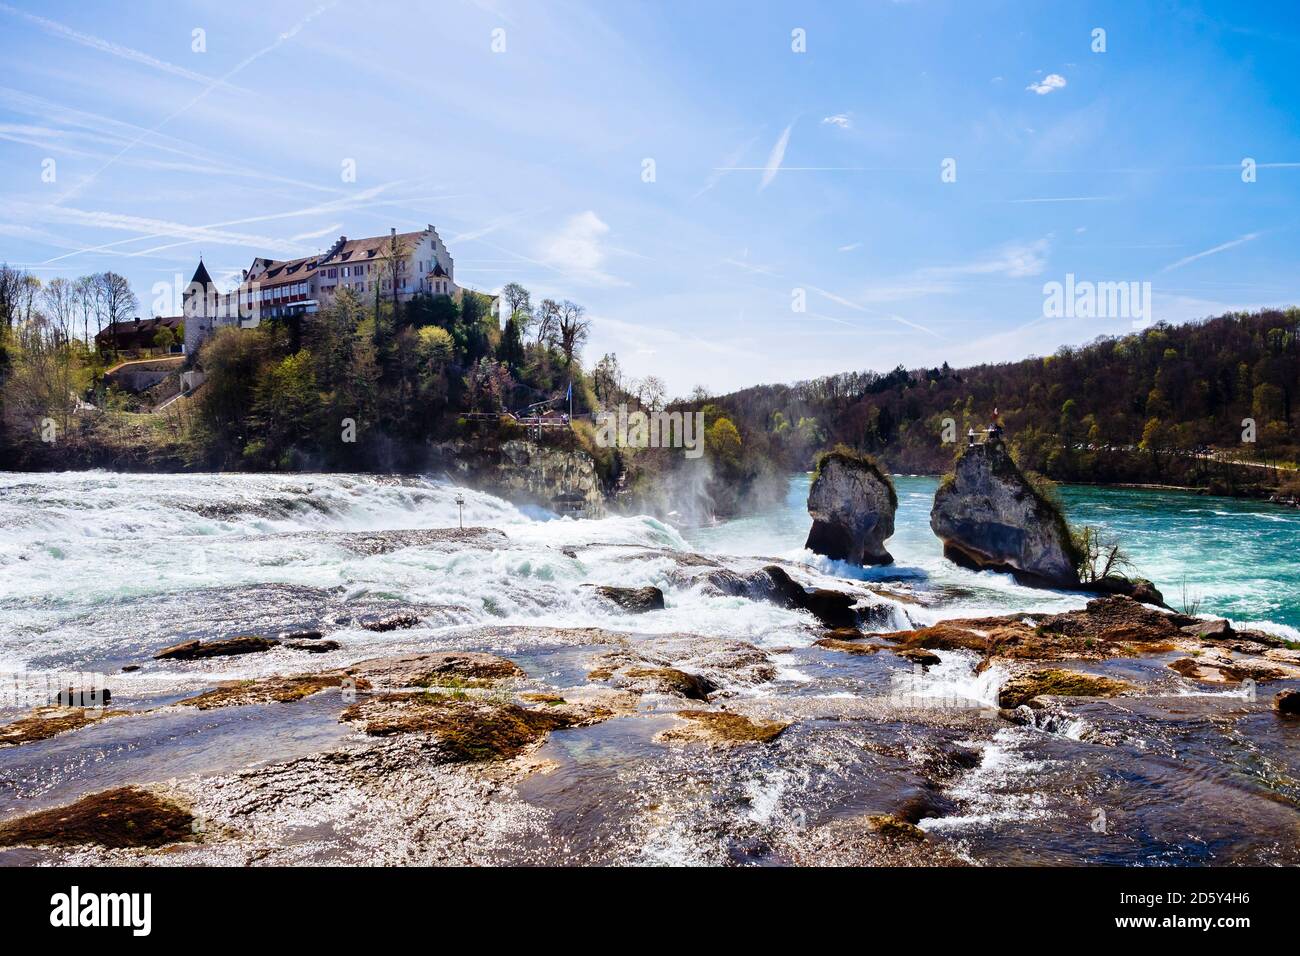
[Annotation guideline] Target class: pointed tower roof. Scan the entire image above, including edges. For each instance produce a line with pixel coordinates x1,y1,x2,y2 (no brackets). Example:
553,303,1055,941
190,258,215,289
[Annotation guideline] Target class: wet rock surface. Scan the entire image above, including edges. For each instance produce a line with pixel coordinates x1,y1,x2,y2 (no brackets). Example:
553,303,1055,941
586,584,666,613
587,660,717,700
350,651,526,689
997,669,1131,708
702,563,881,629
287,639,341,653
155,636,280,660
340,693,610,760
0,706,130,747
874,596,1187,662
358,612,422,633
5,530,1300,869
177,673,362,710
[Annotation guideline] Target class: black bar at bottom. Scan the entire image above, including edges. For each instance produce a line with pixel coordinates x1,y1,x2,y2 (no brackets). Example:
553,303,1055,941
0,865,1288,943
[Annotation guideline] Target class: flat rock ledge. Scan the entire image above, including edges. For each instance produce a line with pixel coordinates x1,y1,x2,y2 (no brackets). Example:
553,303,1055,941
857,595,1300,682
997,669,1131,709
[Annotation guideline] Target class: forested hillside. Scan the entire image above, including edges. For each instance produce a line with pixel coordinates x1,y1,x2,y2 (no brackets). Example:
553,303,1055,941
4,251,1298,511
707,309,1300,493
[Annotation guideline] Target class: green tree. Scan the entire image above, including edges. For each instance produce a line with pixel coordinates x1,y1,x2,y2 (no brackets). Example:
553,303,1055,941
706,416,742,468
251,350,318,466
497,314,525,371
418,326,454,367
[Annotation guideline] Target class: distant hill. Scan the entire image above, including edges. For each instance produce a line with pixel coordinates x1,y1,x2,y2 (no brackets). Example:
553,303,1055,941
708,308,1300,496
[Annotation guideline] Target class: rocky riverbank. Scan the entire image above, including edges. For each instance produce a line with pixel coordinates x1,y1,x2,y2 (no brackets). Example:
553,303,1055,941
2,519,1298,867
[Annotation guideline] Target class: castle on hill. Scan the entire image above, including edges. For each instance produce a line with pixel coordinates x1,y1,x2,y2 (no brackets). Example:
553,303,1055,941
181,224,483,356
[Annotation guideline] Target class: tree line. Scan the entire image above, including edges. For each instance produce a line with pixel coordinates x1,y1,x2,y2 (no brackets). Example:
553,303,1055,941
0,265,150,458
706,308,1300,494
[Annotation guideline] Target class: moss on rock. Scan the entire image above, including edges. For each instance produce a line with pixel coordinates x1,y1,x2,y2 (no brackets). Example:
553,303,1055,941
998,668,1131,708
0,706,129,747
177,673,366,710
0,786,194,849
866,813,927,841
657,710,790,746
340,693,608,761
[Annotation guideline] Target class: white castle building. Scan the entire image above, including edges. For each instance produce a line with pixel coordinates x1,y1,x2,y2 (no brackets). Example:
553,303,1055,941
183,225,475,356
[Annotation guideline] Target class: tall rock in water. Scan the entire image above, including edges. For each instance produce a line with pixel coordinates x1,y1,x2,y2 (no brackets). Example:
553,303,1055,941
930,438,1080,588
805,450,897,565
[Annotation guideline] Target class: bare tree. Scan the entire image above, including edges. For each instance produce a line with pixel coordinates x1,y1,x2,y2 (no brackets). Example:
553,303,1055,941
19,274,40,325
0,269,41,327
534,298,561,347
592,352,623,407
556,299,589,367
74,276,96,345
639,374,666,411
4,314,85,438
41,278,77,346
94,272,137,358
500,282,533,339
1072,526,1135,584
0,264,32,334
379,231,411,318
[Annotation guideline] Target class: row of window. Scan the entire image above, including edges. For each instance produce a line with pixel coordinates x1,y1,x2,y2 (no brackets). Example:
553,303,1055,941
317,259,447,279
236,282,307,304
232,274,452,304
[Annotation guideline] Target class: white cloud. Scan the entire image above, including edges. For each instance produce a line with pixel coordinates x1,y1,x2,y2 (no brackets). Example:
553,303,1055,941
1161,232,1260,272
921,237,1052,279
760,124,792,190
538,211,624,286
841,239,1052,309
290,222,343,242
1026,73,1067,95
822,114,852,129
0,200,309,257
837,242,862,252
693,134,760,200
0,2,244,90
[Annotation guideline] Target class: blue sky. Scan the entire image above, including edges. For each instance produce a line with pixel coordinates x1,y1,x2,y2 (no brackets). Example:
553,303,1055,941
2,0,1299,394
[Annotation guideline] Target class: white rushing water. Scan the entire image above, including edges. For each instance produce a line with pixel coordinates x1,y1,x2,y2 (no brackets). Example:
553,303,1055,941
4,469,1291,699
6,471,1296,867
0,472,848,684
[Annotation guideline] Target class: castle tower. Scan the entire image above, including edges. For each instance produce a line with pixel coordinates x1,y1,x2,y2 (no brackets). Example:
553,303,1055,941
183,258,218,357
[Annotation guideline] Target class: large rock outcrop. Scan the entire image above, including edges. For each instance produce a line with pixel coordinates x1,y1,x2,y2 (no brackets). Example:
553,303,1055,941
433,439,605,517
930,438,1079,588
805,450,897,565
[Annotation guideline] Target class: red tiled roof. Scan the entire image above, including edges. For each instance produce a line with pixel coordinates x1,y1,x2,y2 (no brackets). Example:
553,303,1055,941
322,231,426,265
95,315,183,346
234,229,440,292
